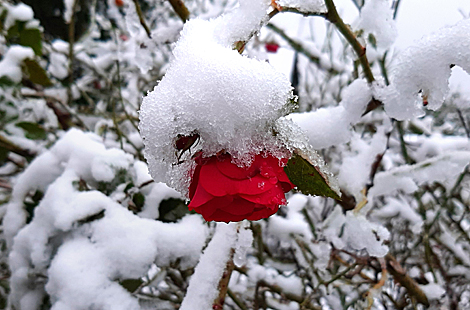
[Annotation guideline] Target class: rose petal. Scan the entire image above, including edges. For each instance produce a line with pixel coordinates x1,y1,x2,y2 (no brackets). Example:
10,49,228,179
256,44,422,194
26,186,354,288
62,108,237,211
199,163,275,196
194,195,234,219
220,197,255,215
206,209,249,222
239,184,286,205
189,164,202,199
246,207,279,221
216,156,254,179
188,183,214,208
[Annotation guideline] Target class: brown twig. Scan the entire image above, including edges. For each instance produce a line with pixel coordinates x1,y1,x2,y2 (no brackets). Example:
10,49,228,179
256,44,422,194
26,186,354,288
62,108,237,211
0,135,35,160
168,0,190,23
227,288,249,310
385,254,430,307
132,0,152,38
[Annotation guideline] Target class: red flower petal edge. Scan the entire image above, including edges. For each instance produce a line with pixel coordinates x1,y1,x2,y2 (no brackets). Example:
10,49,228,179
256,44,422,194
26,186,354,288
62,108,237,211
188,153,294,223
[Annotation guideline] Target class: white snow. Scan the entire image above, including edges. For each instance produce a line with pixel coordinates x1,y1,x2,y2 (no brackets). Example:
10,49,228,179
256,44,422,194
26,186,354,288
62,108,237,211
275,0,326,13
322,207,390,257
180,223,239,310
419,283,445,300
268,194,311,241
233,221,254,267
357,0,397,51
378,18,470,120
5,129,209,310
63,0,74,23
288,79,372,149
0,45,35,83
338,123,390,201
4,2,34,29
369,151,470,201
373,198,422,226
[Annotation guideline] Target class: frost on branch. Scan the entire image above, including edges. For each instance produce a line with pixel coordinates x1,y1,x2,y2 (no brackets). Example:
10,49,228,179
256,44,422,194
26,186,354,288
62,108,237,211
275,0,326,13
368,151,470,200
139,0,295,196
378,18,470,120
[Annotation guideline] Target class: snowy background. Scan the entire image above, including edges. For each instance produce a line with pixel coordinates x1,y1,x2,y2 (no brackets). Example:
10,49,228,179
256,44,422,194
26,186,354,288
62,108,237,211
0,0,469,309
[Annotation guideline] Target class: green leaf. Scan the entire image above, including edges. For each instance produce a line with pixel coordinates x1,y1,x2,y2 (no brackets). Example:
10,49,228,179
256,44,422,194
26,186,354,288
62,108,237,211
0,76,15,87
15,121,47,140
0,147,9,164
367,33,377,49
20,28,42,56
158,198,189,223
6,21,42,56
284,152,341,200
24,59,52,86
132,192,145,211
119,278,144,293
0,8,8,33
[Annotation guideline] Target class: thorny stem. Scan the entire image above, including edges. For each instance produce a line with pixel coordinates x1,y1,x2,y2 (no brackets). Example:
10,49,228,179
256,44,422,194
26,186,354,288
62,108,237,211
132,0,152,38
385,254,430,307
213,249,235,309
227,288,249,310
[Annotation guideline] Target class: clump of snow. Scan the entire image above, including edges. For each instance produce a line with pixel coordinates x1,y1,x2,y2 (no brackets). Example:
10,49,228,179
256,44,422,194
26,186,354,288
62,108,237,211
3,2,34,29
419,283,445,300
0,45,35,83
5,129,208,310
377,18,470,120
233,222,254,267
288,79,371,149
275,0,326,13
180,223,239,310
357,0,397,51
372,198,423,231
63,0,74,23
369,151,470,200
268,194,311,241
49,51,69,79
322,207,390,257
212,0,272,45
338,123,390,201
140,0,295,195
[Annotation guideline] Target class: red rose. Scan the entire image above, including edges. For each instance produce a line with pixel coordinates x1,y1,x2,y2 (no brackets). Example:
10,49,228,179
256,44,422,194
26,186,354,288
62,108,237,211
265,43,280,53
188,153,294,222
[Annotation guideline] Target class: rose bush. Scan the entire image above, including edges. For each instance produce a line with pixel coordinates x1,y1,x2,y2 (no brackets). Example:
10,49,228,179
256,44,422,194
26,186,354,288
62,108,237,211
188,153,295,222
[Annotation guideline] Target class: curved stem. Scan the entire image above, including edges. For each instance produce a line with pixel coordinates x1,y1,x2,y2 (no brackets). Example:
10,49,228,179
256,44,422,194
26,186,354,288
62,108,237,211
323,0,375,84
